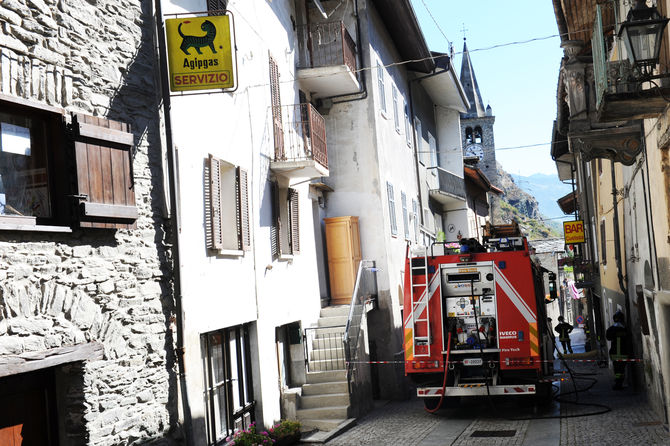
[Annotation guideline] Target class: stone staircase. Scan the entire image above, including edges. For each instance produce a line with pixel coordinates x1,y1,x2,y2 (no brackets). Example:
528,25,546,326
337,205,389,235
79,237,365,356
297,305,354,432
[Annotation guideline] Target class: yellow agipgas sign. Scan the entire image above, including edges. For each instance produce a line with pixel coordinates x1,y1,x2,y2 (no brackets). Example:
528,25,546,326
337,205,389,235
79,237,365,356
166,16,234,92
563,220,585,244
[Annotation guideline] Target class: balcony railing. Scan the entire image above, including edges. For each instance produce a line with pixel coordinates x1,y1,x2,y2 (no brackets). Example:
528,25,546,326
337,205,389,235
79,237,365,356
272,103,328,171
427,167,466,201
297,21,356,73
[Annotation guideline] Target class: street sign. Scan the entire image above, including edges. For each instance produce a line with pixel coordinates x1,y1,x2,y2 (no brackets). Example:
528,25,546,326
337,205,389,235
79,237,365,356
563,220,585,244
166,16,235,92
576,315,584,325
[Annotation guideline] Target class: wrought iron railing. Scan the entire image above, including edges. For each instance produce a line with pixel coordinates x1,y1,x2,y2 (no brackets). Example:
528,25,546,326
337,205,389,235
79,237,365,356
297,21,357,74
427,167,466,200
304,327,346,372
274,103,328,170
592,4,635,110
593,4,608,110
343,260,377,391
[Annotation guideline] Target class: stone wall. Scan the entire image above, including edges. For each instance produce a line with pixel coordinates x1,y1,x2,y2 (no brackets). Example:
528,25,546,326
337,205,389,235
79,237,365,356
0,0,178,444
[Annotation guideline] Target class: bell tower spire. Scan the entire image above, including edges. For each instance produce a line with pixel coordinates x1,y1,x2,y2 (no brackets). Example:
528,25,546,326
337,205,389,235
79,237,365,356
459,40,487,119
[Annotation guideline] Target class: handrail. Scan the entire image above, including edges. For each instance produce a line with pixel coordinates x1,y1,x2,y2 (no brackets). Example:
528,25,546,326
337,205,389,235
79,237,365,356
343,259,377,393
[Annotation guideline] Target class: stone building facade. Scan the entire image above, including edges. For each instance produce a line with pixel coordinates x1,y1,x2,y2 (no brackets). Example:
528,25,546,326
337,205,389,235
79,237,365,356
0,0,178,444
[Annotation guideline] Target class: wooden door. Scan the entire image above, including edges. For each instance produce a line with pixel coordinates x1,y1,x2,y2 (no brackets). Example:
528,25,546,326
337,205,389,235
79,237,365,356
325,216,361,305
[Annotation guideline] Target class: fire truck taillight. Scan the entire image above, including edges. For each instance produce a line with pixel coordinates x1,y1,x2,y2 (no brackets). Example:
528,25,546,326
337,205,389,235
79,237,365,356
412,360,441,369
458,255,472,262
505,357,534,366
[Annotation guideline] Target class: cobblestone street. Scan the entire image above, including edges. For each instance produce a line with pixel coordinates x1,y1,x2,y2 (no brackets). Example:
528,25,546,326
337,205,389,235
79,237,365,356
312,333,669,446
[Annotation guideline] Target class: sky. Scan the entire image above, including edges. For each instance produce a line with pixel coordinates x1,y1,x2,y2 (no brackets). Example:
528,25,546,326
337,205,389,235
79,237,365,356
410,0,565,177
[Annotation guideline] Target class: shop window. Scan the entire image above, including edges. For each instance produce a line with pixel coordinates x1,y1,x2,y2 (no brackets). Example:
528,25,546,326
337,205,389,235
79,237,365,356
206,155,250,254
0,95,137,230
271,182,300,258
202,324,255,445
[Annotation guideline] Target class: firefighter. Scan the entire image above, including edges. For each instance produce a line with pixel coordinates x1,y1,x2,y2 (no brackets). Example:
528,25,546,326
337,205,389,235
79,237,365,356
554,316,574,354
606,310,630,390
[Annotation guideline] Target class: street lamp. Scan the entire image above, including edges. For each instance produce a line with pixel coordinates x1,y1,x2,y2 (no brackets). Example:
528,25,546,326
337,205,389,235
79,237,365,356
618,0,669,76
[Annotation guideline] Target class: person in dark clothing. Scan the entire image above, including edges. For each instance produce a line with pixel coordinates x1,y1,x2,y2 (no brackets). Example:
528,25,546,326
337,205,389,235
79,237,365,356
606,310,630,390
555,316,574,354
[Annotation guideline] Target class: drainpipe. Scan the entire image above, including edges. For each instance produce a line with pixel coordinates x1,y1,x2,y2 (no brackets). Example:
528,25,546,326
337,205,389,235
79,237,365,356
610,163,631,329
642,144,661,288
154,1,193,444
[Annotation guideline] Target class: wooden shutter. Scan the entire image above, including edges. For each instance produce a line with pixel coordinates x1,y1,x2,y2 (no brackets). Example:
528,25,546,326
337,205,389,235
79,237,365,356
270,182,280,258
289,188,299,254
269,55,284,159
206,0,227,15
72,114,137,229
208,155,224,250
236,167,250,251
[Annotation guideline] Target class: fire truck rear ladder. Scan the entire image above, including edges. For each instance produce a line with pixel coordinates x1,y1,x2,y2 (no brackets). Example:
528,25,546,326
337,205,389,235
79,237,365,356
410,245,431,357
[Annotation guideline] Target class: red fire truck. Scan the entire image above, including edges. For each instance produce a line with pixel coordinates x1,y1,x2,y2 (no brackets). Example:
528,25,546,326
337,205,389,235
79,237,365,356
403,223,557,409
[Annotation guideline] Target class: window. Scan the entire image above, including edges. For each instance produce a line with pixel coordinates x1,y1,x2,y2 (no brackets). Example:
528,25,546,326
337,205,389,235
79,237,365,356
271,182,300,257
600,219,607,265
202,324,255,445
412,198,419,242
269,55,284,159
206,155,250,254
401,191,409,240
0,96,138,230
386,181,397,235
392,86,400,132
474,126,483,144
465,127,473,144
428,133,437,167
414,118,422,161
404,104,411,146
377,59,386,113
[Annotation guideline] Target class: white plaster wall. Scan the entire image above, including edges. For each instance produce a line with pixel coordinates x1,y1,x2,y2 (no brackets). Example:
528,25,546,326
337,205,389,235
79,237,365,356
436,107,464,176
163,0,323,436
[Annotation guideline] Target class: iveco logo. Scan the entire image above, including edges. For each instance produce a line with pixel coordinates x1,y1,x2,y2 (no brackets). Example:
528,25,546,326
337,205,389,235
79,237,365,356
500,331,517,336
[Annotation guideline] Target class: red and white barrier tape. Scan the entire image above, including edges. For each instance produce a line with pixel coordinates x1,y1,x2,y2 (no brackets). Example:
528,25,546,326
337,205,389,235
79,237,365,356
345,358,643,366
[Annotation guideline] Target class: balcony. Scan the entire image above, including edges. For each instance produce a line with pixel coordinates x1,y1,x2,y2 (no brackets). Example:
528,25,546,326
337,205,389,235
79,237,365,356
297,21,360,98
592,4,670,122
270,103,328,180
427,167,466,208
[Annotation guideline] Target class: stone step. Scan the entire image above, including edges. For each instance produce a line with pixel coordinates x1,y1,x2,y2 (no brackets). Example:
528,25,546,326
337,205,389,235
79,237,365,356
297,405,349,420
299,418,349,432
300,392,350,409
305,370,347,384
302,381,348,396
308,359,346,373
311,335,344,350
310,346,345,361
320,305,350,318
318,315,349,327
311,326,346,337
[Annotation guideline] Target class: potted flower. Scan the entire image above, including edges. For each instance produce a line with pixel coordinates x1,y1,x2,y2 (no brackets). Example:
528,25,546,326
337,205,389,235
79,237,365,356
268,420,301,446
230,423,273,446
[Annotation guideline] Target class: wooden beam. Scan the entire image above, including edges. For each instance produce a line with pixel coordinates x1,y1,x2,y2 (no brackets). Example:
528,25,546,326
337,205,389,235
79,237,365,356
0,93,65,115
0,342,104,378
82,202,138,220
76,121,134,147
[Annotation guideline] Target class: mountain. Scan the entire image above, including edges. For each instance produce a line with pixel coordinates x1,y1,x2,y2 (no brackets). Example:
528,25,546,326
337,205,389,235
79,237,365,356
512,172,574,223
492,164,561,240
